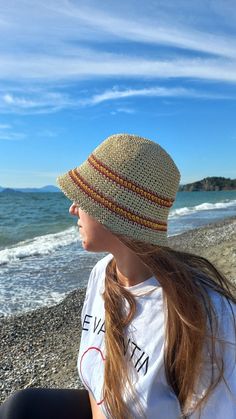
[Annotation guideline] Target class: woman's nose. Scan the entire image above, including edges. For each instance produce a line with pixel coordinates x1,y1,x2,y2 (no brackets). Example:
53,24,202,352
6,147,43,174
69,203,79,216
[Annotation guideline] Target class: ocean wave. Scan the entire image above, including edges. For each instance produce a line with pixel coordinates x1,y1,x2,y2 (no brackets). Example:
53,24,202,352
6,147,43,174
0,290,67,316
169,199,236,219
0,226,81,267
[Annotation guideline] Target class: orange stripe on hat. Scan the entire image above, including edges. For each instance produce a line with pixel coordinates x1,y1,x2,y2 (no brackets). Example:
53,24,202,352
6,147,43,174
88,154,174,208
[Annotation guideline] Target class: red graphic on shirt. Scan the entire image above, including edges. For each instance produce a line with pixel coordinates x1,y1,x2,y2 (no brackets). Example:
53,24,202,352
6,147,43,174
80,346,106,406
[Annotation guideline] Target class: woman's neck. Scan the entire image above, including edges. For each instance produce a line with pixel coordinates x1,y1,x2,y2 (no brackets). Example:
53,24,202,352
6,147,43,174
111,247,153,287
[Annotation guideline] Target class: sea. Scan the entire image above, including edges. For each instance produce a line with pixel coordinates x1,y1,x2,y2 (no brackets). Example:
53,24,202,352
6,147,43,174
0,190,236,316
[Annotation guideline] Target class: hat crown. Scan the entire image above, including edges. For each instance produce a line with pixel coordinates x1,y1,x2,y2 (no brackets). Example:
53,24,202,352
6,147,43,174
92,133,180,200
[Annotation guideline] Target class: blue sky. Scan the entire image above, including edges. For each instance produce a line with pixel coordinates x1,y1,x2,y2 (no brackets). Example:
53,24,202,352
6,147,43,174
0,0,236,188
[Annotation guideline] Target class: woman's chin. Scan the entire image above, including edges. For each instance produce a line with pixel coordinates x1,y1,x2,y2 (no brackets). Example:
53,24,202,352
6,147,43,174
81,240,94,252
81,240,106,253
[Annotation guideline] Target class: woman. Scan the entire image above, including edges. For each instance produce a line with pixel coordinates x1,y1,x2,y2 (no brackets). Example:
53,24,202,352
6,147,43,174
1,133,236,419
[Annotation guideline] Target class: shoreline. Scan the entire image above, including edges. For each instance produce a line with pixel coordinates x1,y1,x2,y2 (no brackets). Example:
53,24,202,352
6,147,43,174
1,216,236,404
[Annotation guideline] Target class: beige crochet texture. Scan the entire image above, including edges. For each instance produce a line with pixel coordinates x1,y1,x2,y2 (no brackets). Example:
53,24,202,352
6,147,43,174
56,133,181,246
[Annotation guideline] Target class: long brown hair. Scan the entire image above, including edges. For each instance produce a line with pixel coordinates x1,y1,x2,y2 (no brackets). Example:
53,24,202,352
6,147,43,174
102,234,236,418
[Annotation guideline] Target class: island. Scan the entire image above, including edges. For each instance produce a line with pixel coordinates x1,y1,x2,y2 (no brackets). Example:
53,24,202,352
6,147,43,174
179,177,236,192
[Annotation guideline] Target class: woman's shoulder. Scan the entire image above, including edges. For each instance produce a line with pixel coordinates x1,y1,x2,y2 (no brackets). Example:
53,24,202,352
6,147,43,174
193,269,236,323
205,286,236,349
207,286,236,317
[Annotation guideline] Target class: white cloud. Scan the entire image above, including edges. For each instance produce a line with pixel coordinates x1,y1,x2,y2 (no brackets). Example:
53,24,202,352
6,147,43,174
84,86,232,106
116,108,136,114
0,91,77,114
0,0,235,87
110,107,136,116
0,52,236,85
54,2,236,59
0,131,26,141
2,1,236,58
0,84,233,115
3,93,35,106
0,120,26,140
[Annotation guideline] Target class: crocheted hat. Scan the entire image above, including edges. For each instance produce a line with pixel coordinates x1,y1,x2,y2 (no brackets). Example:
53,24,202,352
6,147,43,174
56,133,180,246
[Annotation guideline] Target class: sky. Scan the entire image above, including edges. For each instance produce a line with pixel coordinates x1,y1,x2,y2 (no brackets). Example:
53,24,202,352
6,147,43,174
0,0,236,188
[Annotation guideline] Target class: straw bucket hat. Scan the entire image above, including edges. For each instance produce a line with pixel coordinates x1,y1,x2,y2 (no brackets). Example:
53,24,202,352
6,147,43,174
56,133,180,246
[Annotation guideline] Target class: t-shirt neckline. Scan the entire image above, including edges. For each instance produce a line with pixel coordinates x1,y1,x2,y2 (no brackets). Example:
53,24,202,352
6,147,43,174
123,275,161,292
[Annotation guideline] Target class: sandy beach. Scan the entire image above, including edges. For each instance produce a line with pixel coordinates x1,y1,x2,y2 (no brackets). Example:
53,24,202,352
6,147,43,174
1,216,236,404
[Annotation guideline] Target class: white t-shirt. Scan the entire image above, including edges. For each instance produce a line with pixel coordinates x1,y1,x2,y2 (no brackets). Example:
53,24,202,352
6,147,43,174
77,253,236,418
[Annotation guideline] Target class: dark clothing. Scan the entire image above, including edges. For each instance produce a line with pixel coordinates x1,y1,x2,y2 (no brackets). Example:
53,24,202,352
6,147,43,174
0,388,92,419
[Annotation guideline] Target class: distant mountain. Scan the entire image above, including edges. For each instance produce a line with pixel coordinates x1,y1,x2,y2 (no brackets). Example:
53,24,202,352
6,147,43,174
2,188,23,194
179,177,236,192
0,185,60,193
2,178,236,193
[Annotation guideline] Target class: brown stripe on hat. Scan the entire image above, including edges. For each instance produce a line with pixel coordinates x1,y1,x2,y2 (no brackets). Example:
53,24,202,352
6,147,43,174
68,168,167,232
88,154,174,208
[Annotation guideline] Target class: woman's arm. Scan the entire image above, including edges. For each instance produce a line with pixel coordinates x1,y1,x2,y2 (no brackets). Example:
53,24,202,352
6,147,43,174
88,392,106,419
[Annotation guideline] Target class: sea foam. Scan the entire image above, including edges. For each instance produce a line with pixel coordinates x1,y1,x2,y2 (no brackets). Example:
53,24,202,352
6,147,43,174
169,199,236,219
0,226,81,267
